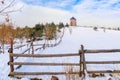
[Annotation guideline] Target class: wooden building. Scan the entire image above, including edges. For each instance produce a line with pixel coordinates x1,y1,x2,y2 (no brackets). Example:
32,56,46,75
70,17,77,26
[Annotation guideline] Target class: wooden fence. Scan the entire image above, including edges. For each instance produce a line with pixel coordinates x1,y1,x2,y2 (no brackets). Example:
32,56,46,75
8,45,120,79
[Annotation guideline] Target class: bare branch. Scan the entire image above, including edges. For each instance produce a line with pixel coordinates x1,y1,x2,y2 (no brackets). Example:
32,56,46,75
0,0,15,13
0,0,23,15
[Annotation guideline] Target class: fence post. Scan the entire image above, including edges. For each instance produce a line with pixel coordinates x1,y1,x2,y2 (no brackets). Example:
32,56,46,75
81,45,85,78
8,38,14,76
80,45,86,79
81,45,88,79
79,48,82,77
31,40,34,54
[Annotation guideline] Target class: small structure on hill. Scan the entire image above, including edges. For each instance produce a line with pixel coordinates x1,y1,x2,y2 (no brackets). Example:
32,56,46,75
70,17,77,26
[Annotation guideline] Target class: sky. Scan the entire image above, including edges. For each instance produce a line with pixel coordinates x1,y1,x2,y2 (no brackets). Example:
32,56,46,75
1,0,120,27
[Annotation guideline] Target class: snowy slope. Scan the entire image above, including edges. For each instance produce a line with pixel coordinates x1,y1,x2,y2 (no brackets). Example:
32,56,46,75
0,26,120,80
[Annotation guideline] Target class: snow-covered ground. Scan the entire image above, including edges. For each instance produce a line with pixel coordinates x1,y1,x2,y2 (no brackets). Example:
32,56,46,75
0,26,120,80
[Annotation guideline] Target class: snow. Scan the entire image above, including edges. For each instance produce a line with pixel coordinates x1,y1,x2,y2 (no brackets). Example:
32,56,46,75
1,26,120,80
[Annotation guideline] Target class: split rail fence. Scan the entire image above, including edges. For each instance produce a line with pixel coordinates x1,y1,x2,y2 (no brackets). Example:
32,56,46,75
8,45,120,78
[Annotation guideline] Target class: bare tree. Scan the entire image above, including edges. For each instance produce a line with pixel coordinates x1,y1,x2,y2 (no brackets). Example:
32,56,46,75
0,0,22,53
0,23,16,53
0,0,22,15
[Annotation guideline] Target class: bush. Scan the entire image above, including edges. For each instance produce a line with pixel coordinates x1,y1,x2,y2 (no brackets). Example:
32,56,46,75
30,77,42,80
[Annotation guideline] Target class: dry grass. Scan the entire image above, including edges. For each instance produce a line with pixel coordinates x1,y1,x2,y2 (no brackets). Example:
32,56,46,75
112,73,120,80
64,65,79,80
111,65,120,80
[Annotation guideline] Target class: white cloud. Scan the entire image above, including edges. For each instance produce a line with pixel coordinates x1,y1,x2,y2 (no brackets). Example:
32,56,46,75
1,0,120,28
10,1,71,27
72,0,120,27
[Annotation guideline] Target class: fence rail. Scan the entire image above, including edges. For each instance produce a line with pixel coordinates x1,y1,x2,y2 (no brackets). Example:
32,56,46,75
8,45,120,79
9,62,80,66
87,70,120,73
10,72,80,75
10,53,79,57
84,49,120,53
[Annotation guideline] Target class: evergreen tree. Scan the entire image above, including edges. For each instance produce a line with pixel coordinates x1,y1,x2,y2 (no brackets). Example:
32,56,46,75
58,22,64,29
33,23,44,37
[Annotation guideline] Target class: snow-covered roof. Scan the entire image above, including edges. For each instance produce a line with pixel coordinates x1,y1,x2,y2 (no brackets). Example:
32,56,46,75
70,17,76,20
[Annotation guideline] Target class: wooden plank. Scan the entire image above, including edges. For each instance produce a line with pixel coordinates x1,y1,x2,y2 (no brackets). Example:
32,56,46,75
80,45,84,76
10,62,80,66
14,48,31,59
9,72,80,75
9,53,14,73
21,48,30,54
8,48,14,75
79,49,82,76
10,70,120,75
81,45,87,78
88,70,120,73
9,70,120,76
85,61,120,64
81,45,87,71
84,49,120,53
31,41,34,54
33,44,55,46
11,53,79,57
14,44,26,49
